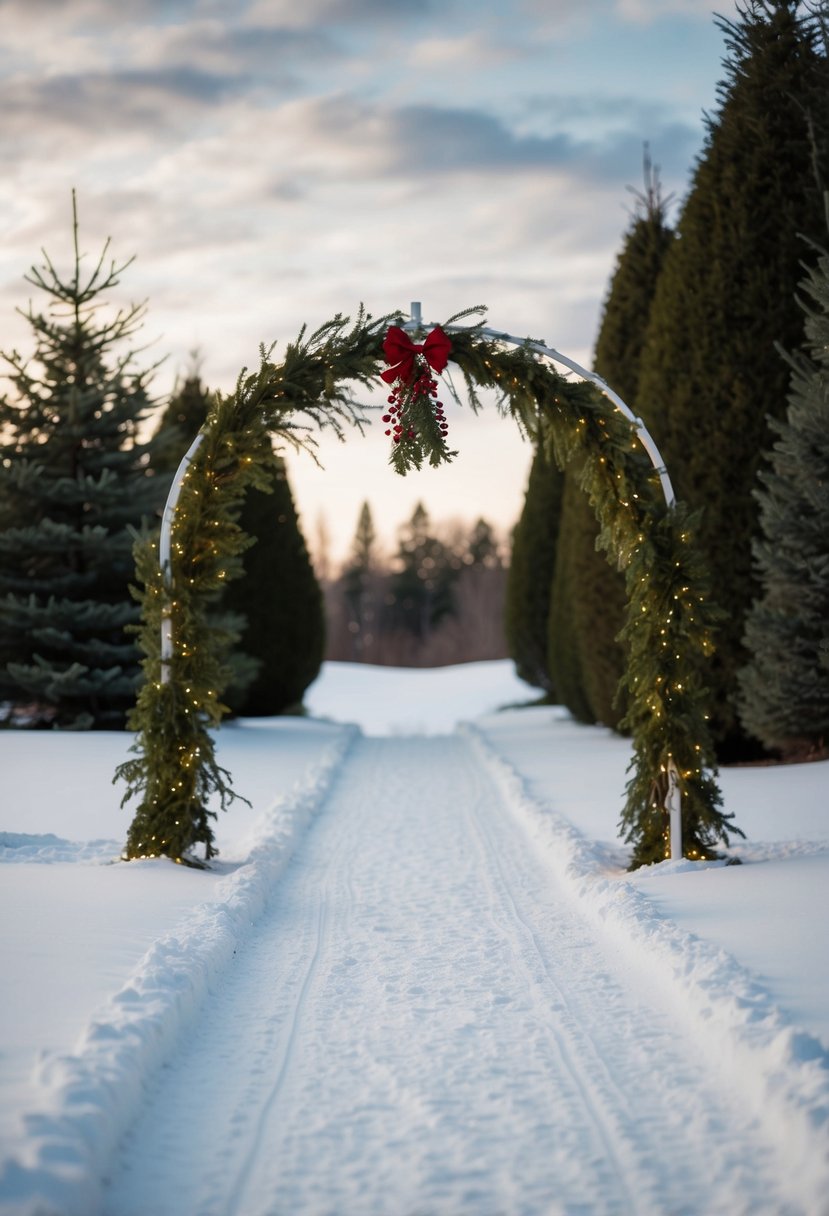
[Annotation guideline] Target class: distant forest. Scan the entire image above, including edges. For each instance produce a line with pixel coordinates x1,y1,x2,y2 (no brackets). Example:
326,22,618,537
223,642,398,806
318,500,509,668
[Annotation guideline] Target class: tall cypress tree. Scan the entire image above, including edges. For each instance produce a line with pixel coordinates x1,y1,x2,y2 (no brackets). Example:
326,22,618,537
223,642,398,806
222,458,325,715
738,214,829,757
153,376,324,716
636,0,829,757
547,472,596,725
568,149,675,728
505,443,563,695
0,196,163,728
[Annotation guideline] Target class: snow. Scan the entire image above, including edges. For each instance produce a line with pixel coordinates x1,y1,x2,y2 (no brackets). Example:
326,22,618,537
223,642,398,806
303,657,533,735
469,704,829,1046
1,659,827,1216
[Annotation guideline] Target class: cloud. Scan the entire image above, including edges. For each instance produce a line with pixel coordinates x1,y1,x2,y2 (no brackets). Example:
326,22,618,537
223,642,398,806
3,65,245,127
0,0,715,409
409,30,537,70
614,0,740,22
245,0,435,27
138,20,339,77
283,93,698,195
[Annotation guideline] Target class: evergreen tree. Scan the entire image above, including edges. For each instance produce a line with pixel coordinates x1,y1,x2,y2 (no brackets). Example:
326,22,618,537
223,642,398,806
547,474,596,725
152,362,214,474
341,501,379,660
595,150,675,394
738,216,829,757
222,457,325,715
636,0,829,757
389,502,458,641
504,444,563,694
153,377,324,716
467,517,501,568
0,196,163,728
568,148,674,728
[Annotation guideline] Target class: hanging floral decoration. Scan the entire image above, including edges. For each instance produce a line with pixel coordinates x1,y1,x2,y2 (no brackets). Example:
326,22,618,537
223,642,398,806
380,324,454,473
116,306,740,870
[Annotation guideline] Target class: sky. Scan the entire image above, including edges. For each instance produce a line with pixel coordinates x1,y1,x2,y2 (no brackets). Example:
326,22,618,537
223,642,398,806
0,0,739,564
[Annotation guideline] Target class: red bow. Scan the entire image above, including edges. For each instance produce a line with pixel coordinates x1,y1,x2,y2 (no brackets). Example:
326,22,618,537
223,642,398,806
381,325,452,384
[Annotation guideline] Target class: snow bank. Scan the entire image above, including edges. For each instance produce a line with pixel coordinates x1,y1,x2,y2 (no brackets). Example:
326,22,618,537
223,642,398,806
0,723,358,1216
304,658,533,735
461,721,829,1214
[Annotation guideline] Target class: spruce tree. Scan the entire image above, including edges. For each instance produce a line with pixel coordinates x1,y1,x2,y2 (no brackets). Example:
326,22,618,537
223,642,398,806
0,196,163,728
467,518,501,568
153,376,324,715
341,501,380,660
738,217,829,757
636,0,829,757
567,149,674,728
504,444,563,694
389,502,458,641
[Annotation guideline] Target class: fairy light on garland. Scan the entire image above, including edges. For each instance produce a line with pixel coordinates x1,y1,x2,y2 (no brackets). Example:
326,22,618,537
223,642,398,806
115,304,741,870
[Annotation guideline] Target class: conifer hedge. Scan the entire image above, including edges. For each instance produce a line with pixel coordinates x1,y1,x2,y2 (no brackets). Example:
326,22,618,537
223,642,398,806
636,0,829,757
505,443,563,696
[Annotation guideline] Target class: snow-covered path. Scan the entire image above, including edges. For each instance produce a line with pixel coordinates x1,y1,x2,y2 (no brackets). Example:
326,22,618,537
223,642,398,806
103,736,796,1216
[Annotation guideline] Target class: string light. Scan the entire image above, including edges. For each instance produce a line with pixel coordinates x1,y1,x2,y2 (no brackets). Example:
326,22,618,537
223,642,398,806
119,311,729,871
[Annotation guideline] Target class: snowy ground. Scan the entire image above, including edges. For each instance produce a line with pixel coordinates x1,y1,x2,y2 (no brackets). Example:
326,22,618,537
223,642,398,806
1,659,827,1215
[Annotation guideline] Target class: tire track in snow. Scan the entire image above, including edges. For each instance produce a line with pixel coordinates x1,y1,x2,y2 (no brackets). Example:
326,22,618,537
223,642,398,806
456,735,801,1216
222,886,328,1214
459,763,641,1216
103,735,800,1216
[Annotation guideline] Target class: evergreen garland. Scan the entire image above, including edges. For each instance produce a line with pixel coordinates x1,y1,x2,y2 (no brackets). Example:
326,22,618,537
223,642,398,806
153,372,325,717
118,309,739,869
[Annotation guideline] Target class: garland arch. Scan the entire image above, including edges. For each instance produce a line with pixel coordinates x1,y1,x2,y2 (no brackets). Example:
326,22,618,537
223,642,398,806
116,305,742,870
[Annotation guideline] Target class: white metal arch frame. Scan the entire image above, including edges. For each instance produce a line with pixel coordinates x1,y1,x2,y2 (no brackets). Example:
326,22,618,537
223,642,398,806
402,301,676,509
157,303,683,857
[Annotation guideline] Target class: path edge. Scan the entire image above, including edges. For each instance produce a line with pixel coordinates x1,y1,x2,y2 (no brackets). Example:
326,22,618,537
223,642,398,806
460,720,829,1213
0,723,360,1216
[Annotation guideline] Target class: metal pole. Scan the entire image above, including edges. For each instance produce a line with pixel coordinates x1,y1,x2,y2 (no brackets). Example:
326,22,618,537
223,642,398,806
159,431,205,684
667,759,682,861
